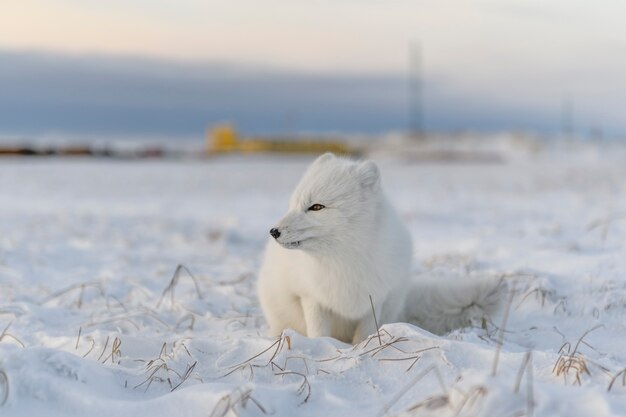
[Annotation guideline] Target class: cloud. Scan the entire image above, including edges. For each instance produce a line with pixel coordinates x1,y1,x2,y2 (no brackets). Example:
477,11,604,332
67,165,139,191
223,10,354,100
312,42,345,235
0,49,621,140
0,50,409,138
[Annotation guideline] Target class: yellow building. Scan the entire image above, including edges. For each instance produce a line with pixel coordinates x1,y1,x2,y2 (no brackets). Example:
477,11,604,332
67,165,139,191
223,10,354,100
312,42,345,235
207,124,354,155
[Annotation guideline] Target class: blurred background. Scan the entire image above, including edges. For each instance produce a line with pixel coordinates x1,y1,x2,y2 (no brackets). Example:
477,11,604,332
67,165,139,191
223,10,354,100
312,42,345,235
1,0,626,155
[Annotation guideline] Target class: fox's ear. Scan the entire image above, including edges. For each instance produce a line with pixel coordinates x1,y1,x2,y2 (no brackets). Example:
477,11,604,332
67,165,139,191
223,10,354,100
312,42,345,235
356,160,380,190
314,152,335,165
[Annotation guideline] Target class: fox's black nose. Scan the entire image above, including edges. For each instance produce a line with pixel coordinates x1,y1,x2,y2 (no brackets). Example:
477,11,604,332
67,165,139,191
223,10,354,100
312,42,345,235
269,228,281,239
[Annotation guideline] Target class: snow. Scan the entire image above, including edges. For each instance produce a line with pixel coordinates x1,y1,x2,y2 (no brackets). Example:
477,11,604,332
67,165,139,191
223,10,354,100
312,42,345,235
1,140,626,416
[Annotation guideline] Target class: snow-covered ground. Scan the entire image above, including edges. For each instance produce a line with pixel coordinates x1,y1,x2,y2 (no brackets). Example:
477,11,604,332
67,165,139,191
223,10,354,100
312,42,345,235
1,140,626,416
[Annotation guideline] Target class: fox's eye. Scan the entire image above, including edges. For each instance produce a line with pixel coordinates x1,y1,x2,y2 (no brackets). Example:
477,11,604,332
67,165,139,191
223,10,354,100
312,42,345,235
307,204,325,212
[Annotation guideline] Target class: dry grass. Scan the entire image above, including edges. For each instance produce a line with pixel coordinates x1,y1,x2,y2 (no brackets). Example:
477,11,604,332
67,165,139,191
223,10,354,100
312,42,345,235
100,336,122,364
77,331,96,358
12,253,625,417
171,361,198,392
274,370,312,404
156,264,203,309
0,321,24,348
219,326,444,407
133,339,201,392
375,365,447,417
369,294,382,346
513,352,531,394
97,335,111,362
608,368,626,392
222,332,292,379
515,286,551,309
552,325,604,386
452,385,489,417
492,286,517,376
514,352,534,417
209,387,267,417
0,369,8,407
587,212,626,243
23,262,250,397
382,348,536,417
39,281,104,308
553,348,590,386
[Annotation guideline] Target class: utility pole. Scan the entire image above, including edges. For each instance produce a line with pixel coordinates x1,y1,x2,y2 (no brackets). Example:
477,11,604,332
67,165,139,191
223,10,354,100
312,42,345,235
408,42,423,139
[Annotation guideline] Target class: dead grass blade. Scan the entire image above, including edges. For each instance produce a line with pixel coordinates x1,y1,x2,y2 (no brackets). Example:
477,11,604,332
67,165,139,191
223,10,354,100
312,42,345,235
75,327,82,350
171,361,198,392
281,356,310,374
404,395,450,415
83,316,141,331
133,363,169,392
175,314,196,331
513,352,532,394
553,355,590,385
39,281,104,307
375,365,445,417
0,369,8,406
453,385,488,416
97,336,111,361
0,322,24,348
275,371,312,404
492,286,516,376
377,346,440,372
527,352,534,417
222,333,291,377
369,294,382,346
608,368,626,392
132,340,197,393
209,388,267,417
101,337,122,364
81,337,96,358
358,336,410,358
156,264,203,309
587,213,626,242
552,325,603,386
516,287,550,309
572,324,604,355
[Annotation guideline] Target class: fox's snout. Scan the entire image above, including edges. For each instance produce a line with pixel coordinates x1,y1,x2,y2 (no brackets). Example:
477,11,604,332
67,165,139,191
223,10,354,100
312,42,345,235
269,211,316,248
269,212,301,241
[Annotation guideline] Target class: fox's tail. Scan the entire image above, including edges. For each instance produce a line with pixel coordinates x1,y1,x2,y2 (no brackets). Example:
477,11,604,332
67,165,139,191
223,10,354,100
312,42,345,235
405,273,506,335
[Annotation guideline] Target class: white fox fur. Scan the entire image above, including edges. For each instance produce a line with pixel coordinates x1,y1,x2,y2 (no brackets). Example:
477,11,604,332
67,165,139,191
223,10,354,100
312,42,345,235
406,273,504,335
257,153,503,344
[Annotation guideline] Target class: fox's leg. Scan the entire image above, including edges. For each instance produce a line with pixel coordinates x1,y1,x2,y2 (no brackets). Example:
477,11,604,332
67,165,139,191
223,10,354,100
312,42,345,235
300,297,332,338
258,274,306,336
352,313,378,344
262,296,305,336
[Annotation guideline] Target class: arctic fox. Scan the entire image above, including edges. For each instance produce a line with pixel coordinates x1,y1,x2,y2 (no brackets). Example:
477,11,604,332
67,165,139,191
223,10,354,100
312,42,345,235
258,153,502,344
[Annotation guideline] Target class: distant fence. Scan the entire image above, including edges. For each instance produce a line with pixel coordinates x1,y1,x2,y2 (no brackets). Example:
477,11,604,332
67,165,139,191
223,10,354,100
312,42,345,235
0,145,165,158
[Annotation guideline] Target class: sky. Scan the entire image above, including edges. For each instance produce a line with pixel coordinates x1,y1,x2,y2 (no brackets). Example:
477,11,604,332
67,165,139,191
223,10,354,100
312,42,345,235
2,0,626,140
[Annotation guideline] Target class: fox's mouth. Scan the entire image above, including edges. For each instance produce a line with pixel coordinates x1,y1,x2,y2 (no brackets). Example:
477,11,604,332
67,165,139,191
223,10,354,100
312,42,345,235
279,239,308,249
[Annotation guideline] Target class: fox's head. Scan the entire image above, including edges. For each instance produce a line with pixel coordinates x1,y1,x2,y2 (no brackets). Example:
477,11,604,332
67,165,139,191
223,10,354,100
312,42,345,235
269,153,382,252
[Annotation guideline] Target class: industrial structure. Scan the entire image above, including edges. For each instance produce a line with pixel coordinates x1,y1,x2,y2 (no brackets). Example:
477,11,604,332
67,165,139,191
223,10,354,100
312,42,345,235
207,123,354,155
